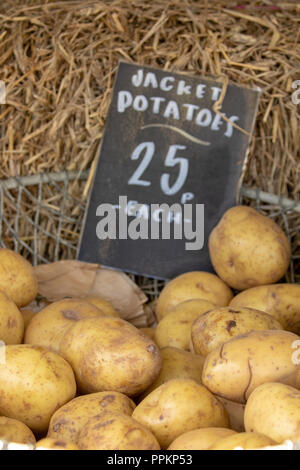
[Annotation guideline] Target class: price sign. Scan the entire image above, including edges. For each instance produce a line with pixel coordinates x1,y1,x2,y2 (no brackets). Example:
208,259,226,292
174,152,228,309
78,62,260,279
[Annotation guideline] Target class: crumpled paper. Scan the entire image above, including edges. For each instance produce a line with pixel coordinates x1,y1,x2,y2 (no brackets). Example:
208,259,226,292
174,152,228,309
33,260,154,327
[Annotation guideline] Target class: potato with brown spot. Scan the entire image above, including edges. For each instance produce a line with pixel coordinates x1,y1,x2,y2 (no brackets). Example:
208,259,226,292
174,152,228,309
139,347,205,400
202,330,300,404
191,306,282,357
77,412,160,450
155,299,215,351
59,316,162,396
25,298,107,353
0,344,76,433
132,378,229,449
208,206,291,291
0,249,38,308
244,383,300,443
155,272,233,321
36,438,79,450
168,427,236,450
48,391,136,444
210,432,276,450
0,416,36,445
0,291,24,344
71,296,119,317
230,284,300,334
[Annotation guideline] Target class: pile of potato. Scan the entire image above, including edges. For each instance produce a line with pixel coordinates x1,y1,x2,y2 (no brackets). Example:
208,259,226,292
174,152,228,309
0,205,299,450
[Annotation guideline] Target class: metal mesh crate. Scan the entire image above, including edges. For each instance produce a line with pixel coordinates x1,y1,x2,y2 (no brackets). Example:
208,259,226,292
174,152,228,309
0,171,299,300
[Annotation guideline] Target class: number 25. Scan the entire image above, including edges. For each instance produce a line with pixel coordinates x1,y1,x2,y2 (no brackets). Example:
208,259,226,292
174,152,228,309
128,142,189,196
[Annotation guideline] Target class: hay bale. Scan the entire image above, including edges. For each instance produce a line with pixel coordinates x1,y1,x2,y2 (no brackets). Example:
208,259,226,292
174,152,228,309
0,0,299,282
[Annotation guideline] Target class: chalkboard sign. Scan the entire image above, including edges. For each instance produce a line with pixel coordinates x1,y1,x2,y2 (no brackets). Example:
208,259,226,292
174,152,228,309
78,61,260,279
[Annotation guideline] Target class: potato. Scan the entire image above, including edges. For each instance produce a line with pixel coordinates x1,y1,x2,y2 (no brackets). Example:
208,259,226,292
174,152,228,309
21,309,35,332
189,337,195,353
140,327,156,342
244,382,300,443
216,397,245,433
36,438,79,450
0,416,36,445
168,427,236,450
0,248,38,307
230,284,300,335
77,412,160,450
155,299,216,350
0,291,24,344
208,206,291,291
48,391,136,444
59,316,161,396
25,298,107,353
191,306,282,357
0,344,76,433
139,347,205,400
202,330,300,404
155,272,233,321
72,296,119,317
132,378,229,449
210,432,276,450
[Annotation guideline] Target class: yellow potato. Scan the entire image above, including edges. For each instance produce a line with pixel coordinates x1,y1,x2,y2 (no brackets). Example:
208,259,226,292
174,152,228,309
140,327,157,342
48,391,136,444
25,298,107,353
0,344,76,433
230,284,300,335
0,291,24,344
0,248,38,307
210,432,276,450
139,346,205,400
21,309,35,332
244,382,300,443
36,438,79,450
208,206,291,291
72,296,119,317
0,416,36,445
77,412,160,450
59,316,162,396
216,397,245,433
189,337,195,353
191,306,282,357
168,427,236,450
202,330,300,404
132,378,229,449
155,299,216,350
156,272,233,321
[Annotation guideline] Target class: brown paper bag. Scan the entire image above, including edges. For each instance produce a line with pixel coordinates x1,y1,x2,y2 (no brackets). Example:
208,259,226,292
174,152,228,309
34,260,154,326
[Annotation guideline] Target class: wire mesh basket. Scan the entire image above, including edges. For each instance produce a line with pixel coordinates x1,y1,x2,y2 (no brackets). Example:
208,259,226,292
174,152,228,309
0,171,299,302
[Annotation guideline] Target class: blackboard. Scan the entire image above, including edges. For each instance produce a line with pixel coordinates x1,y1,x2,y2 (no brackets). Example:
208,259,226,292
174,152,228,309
78,61,260,279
